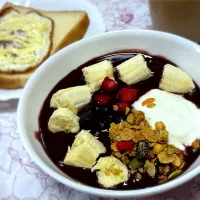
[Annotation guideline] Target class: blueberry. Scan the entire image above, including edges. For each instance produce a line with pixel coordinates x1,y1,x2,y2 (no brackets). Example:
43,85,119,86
79,108,94,130
95,112,113,131
96,120,107,131
94,106,110,114
115,116,126,124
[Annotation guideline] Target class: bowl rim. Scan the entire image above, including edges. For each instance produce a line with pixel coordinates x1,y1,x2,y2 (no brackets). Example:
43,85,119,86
18,30,200,198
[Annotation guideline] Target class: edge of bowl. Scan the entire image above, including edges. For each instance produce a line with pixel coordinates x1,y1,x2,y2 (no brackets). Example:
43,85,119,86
17,30,200,198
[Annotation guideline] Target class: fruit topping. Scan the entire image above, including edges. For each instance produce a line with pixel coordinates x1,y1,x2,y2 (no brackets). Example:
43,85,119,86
118,88,138,102
115,102,129,112
64,130,106,168
79,107,94,130
82,60,114,92
116,54,151,85
94,106,114,131
101,77,118,92
116,141,135,151
92,156,129,188
48,108,80,133
94,94,110,105
50,85,92,114
159,64,195,94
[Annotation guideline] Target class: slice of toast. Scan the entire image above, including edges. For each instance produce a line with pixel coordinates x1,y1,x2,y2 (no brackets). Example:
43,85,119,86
0,3,89,88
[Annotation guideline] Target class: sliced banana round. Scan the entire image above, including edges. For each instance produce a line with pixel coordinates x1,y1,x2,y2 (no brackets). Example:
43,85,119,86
64,130,106,168
48,108,80,133
92,156,129,188
159,64,195,93
82,60,114,92
50,85,92,114
116,54,151,85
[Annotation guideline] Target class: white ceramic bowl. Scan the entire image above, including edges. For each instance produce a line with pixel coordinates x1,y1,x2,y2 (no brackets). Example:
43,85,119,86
18,30,200,199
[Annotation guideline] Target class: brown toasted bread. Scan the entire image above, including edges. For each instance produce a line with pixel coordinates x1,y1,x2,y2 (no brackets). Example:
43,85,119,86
0,3,89,89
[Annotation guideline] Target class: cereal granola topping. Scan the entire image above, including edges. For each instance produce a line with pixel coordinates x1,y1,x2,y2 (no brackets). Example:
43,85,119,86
109,109,188,184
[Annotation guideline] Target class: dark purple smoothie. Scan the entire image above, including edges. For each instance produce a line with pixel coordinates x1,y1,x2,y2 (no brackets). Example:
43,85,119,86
38,51,200,190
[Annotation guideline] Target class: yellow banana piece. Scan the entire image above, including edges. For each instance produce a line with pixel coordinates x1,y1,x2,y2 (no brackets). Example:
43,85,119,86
92,156,129,188
159,64,195,93
50,85,92,114
82,60,114,92
64,130,106,168
116,54,151,85
48,108,80,133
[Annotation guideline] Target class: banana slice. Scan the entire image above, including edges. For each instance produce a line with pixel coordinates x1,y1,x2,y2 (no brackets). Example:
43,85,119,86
159,64,195,93
64,130,106,168
116,54,151,85
82,60,114,92
50,85,92,114
48,108,80,133
92,156,129,188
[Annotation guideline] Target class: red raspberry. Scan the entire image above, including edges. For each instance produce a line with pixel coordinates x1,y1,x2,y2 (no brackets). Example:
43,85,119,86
101,77,118,92
118,88,138,102
116,141,135,151
94,94,110,105
116,102,129,112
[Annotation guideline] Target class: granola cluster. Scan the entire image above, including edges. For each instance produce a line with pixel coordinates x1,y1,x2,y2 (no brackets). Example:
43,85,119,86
109,109,200,183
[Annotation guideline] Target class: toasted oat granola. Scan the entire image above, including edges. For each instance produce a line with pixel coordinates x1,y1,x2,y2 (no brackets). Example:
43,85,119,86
109,109,187,184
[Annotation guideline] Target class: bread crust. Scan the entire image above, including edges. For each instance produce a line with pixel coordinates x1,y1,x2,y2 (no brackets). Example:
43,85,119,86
0,3,89,88
0,69,34,89
52,11,89,54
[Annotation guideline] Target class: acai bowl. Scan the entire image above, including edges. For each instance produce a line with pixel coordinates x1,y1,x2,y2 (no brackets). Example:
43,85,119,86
18,30,200,198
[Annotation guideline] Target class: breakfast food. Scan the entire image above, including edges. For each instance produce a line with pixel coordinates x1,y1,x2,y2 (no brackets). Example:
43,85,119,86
109,112,186,183
159,64,195,93
82,60,114,92
92,156,129,188
0,3,89,88
38,51,200,190
0,9,52,72
48,108,80,133
116,54,151,85
50,85,92,114
64,130,106,168
133,89,200,150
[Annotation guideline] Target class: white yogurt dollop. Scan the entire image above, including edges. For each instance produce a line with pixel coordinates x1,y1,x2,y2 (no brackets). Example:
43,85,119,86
133,89,200,150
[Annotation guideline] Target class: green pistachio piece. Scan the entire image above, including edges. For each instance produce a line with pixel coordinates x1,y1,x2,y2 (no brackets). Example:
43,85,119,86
129,157,144,170
168,170,182,180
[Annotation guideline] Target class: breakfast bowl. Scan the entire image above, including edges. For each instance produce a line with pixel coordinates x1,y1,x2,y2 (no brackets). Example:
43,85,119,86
17,30,200,198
